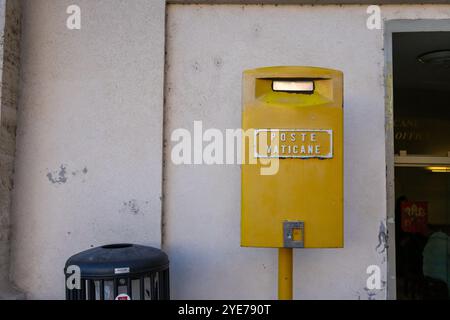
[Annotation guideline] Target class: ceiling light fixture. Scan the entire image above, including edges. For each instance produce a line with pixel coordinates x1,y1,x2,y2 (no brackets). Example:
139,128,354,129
417,50,450,66
426,166,450,173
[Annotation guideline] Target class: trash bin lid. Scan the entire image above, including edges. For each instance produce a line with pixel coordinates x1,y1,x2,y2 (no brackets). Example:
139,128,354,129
65,244,169,278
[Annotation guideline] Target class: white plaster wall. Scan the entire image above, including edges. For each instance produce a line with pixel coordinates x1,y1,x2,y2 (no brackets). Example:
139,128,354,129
164,4,450,299
10,0,166,299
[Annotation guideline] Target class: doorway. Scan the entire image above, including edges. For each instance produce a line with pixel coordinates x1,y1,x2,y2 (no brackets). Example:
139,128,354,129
388,27,450,300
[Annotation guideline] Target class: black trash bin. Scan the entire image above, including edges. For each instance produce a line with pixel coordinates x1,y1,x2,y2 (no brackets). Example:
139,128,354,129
64,243,169,300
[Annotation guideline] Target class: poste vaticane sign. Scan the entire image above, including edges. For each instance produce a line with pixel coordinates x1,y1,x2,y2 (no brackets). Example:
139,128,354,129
254,129,333,159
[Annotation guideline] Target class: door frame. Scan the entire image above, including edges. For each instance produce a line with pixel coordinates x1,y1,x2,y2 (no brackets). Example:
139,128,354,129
384,19,450,300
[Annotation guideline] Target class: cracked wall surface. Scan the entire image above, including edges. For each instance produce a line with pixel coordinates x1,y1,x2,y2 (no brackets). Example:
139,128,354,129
164,4,450,300
9,0,165,299
4,1,450,300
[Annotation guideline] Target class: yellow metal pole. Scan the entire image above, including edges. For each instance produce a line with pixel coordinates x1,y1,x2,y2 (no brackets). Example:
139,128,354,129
278,248,293,300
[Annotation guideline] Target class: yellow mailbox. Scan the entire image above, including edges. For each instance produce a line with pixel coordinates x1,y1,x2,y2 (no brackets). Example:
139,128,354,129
241,66,343,249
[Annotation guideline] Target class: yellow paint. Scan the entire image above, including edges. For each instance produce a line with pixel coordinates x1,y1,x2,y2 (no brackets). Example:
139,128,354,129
241,66,344,248
292,228,303,242
278,248,293,300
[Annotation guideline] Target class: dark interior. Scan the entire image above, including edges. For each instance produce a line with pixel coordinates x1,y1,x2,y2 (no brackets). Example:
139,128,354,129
393,32,450,300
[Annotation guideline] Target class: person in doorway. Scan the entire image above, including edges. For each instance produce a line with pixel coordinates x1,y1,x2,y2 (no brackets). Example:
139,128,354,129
422,225,450,299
